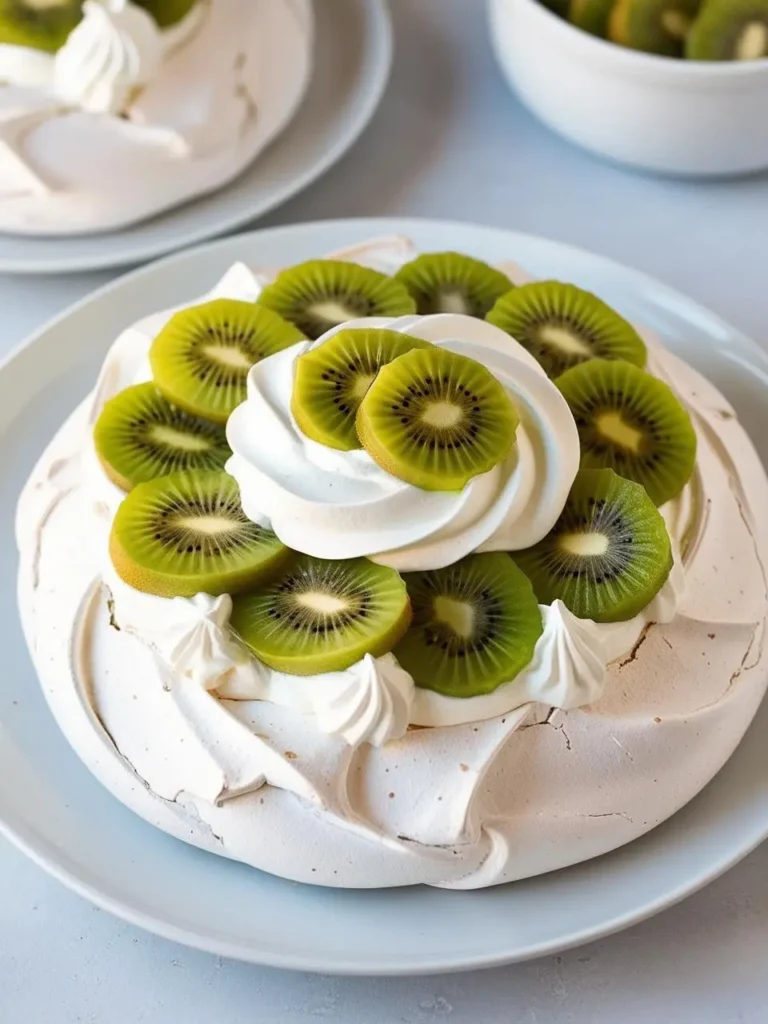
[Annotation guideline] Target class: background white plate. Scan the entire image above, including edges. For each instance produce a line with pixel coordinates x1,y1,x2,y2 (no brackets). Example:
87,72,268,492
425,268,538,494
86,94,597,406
1,218,767,976
0,0,392,276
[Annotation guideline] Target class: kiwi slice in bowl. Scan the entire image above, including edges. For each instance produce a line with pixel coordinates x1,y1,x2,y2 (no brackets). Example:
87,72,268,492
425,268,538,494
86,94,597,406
291,328,432,451
393,252,514,318
150,299,303,426
609,0,701,56
94,383,231,491
229,553,412,675
556,358,696,506
356,346,519,492
515,468,672,622
687,0,768,60
569,0,617,37
393,552,543,698
110,470,287,598
0,0,82,52
256,260,416,340
486,282,646,380
134,0,197,28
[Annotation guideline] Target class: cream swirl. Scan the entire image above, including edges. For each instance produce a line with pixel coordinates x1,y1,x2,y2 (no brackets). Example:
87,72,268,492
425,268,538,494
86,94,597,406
52,0,163,115
226,314,581,572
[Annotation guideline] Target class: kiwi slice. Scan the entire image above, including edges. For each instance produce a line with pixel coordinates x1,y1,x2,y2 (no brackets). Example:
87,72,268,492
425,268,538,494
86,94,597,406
556,358,696,506
93,383,231,491
356,346,519,492
542,0,570,16
110,470,287,598
150,299,303,426
134,0,196,28
256,260,417,340
609,0,701,56
0,0,82,52
393,252,514,319
393,552,543,698
516,468,672,622
569,0,617,37
687,0,768,60
291,328,432,451
486,281,647,380
229,553,412,675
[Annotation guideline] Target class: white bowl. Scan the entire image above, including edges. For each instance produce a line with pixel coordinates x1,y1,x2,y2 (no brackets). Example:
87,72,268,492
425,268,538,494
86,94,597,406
487,0,768,177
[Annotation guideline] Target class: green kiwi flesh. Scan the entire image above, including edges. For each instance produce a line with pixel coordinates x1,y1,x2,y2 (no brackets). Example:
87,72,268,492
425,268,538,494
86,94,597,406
291,328,432,451
393,552,543,697
0,0,82,52
256,260,417,340
515,468,673,622
687,0,768,59
229,553,412,675
609,0,702,56
94,382,231,491
486,281,647,380
134,0,197,28
150,299,303,425
569,0,617,36
556,358,697,506
109,470,287,598
393,252,514,318
356,346,519,491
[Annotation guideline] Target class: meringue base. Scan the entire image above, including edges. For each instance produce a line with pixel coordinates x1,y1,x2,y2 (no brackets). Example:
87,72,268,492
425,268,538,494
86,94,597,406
17,376,768,888
0,0,313,235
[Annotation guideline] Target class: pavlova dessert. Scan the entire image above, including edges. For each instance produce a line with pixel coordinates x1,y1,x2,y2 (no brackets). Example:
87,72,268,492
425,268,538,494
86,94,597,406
17,235,768,889
0,0,313,234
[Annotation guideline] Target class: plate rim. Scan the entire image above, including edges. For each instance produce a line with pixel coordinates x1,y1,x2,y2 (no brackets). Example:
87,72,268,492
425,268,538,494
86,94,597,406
0,0,393,277
2,216,767,975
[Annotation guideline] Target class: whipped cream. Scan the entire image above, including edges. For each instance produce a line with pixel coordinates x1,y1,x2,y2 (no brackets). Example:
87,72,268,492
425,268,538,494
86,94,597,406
226,314,581,570
0,0,313,234
53,0,163,115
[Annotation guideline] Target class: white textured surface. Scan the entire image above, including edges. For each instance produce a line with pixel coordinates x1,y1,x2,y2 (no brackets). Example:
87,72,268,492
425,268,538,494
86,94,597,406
1,0,768,1018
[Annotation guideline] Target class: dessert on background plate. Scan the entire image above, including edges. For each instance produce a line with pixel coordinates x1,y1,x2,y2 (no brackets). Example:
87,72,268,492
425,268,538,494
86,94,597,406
0,0,313,235
16,234,768,889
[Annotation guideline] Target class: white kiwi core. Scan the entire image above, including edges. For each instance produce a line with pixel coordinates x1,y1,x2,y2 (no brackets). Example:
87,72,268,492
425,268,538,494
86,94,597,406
353,373,377,399
297,591,349,614
435,291,470,315
178,514,240,535
434,596,475,637
539,325,592,357
560,532,610,557
150,425,212,452
661,9,692,39
204,343,253,370
736,22,768,60
421,401,464,428
596,411,643,453
310,300,360,324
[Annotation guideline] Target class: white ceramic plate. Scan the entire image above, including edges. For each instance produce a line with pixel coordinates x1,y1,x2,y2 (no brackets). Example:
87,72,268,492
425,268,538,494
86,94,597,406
0,0,392,276
1,218,767,976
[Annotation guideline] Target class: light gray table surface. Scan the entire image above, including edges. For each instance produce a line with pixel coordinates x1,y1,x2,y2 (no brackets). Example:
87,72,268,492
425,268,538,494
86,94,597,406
2,1,767,1021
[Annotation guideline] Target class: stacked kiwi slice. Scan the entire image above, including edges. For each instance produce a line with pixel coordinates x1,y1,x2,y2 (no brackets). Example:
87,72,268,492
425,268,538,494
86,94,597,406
542,0,768,60
230,554,412,675
486,281,647,379
516,468,672,622
394,252,514,318
393,553,543,698
257,260,416,340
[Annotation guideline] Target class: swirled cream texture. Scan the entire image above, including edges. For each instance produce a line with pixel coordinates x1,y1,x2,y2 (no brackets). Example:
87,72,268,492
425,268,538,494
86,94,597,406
226,314,582,571
0,0,313,234
53,0,164,115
